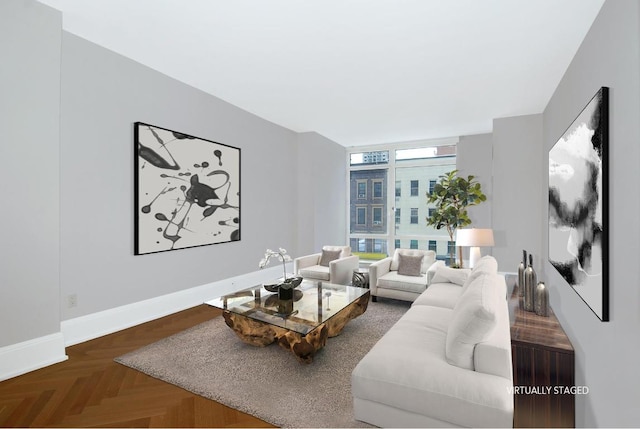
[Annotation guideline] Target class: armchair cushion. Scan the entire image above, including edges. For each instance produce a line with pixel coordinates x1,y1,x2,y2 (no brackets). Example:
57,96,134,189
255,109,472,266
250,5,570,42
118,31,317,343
397,253,424,277
298,265,330,281
319,249,342,267
322,245,351,258
377,271,427,294
389,249,436,274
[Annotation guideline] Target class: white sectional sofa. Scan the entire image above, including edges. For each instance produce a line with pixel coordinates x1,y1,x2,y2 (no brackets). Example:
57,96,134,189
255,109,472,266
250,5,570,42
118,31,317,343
352,256,514,428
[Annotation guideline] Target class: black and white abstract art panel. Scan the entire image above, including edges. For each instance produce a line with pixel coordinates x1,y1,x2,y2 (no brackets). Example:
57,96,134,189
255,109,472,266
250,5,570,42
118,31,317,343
548,87,608,321
134,122,240,255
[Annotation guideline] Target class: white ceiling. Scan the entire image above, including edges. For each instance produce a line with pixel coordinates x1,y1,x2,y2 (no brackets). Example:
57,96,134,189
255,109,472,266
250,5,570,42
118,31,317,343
38,0,604,147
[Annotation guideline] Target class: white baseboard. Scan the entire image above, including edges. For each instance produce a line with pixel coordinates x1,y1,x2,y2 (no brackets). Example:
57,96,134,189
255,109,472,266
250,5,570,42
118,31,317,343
0,332,68,381
61,265,289,347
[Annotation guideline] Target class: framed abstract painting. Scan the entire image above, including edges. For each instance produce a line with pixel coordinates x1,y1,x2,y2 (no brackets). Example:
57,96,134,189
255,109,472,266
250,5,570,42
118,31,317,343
134,122,240,255
548,87,609,321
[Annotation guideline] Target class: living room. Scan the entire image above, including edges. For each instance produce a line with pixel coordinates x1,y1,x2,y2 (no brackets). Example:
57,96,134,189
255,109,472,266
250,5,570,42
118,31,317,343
1,0,639,427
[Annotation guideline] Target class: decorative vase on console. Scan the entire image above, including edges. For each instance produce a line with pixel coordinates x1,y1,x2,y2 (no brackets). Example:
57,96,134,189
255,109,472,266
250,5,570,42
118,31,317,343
518,250,527,296
535,281,550,317
524,254,537,312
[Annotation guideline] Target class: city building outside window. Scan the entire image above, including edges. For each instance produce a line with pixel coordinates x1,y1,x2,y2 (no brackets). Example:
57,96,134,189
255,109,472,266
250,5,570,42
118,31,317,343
395,181,401,197
357,181,367,199
428,240,437,252
410,239,418,249
373,180,383,198
395,208,401,224
429,179,437,194
357,207,366,225
373,206,383,225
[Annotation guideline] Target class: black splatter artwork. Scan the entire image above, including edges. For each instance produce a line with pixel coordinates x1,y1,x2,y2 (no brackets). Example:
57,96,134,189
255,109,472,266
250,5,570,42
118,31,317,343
548,87,608,321
134,123,240,254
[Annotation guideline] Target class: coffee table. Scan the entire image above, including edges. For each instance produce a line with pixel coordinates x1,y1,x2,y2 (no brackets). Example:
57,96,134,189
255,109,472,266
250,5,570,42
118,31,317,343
206,280,370,363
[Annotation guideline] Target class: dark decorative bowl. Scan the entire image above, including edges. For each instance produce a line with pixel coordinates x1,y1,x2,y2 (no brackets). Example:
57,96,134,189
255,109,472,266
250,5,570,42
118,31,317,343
263,276,303,292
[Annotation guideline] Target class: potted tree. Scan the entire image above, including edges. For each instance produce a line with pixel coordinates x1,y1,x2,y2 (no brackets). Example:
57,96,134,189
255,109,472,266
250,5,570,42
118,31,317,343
426,170,487,267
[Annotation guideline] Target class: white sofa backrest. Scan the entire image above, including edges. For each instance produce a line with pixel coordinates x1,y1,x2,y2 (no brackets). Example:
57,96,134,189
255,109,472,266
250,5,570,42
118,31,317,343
389,249,436,274
473,274,512,380
461,255,499,294
445,272,502,370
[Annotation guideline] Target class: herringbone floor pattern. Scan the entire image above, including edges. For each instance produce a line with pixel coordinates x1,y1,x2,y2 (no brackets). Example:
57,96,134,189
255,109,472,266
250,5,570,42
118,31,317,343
0,305,275,428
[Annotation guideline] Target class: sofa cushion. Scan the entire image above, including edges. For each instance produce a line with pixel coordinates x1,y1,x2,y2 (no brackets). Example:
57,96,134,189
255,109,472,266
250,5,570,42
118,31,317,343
298,265,330,281
461,255,498,294
378,271,427,294
397,253,424,277
412,282,464,309
390,249,436,274
352,304,513,428
430,266,471,286
319,249,342,267
445,273,500,369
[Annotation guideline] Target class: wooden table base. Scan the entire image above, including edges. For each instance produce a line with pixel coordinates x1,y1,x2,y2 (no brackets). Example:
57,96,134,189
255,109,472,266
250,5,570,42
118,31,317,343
222,293,369,363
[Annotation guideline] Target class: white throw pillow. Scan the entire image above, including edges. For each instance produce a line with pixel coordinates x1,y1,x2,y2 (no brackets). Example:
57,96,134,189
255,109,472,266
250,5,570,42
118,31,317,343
461,255,499,294
389,249,436,274
430,266,471,286
445,273,499,370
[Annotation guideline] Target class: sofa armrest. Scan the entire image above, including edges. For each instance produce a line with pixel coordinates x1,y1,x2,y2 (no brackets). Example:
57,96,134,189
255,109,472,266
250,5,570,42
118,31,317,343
293,253,321,274
368,257,392,296
329,255,360,285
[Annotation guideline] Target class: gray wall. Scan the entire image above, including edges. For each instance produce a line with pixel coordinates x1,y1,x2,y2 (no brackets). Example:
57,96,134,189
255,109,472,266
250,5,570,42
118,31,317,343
457,133,494,262
296,132,348,256
0,0,62,347
491,114,544,273
542,0,640,425
2,0,347,351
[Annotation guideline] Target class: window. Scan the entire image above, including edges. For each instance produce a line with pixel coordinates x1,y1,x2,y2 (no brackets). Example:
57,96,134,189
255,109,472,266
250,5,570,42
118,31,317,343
357,181,367,199
410,180,419,196
357,207,366,225
428,208,436,218
373,206,383,225
429,180,436,195
348,139,457,261
373,180,383,198
410,208,419,224
428,240,437,252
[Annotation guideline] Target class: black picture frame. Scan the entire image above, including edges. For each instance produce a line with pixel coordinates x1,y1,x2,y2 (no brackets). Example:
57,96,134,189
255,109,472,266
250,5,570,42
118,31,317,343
134,122,240,255
548,87,609,321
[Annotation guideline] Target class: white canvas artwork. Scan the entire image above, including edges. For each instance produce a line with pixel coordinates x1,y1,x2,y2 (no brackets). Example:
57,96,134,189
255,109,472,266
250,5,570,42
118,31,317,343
134,122,240,255
548,87,608,321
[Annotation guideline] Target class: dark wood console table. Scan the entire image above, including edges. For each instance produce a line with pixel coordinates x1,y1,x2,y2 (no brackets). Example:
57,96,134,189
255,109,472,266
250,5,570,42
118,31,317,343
506,274,575,428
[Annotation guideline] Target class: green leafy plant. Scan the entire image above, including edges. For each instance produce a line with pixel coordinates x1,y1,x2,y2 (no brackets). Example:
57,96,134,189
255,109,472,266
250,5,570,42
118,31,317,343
426,170,487,266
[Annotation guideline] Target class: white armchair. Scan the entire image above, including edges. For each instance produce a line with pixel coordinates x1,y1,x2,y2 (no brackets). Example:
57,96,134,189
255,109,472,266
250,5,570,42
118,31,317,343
369,249,443,302
293,245,359,285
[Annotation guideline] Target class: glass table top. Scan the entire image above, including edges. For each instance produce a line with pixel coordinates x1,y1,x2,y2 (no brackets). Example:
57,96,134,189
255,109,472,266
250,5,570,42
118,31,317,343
206,280,370,335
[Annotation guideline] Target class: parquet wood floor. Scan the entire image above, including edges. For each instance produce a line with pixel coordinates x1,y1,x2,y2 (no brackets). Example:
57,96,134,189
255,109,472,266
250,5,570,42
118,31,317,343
0,305,275,428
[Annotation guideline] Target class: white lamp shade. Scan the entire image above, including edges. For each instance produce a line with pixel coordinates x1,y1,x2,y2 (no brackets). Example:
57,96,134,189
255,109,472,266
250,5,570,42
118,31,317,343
455,228,495,247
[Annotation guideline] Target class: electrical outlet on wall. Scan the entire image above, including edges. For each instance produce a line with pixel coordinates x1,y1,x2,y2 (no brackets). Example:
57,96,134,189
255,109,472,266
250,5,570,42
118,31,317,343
67,293,78,308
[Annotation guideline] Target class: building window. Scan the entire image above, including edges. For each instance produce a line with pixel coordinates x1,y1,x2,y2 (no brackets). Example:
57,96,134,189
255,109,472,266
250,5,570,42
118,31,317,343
357,207,366,225
410,180,419,196
395,208,401,224
395,239,401,249
373,206,383,225
357,181,367,199
395,181,401,197
358,239,366,252
410,240,418,249
428,208,436,218
410,208,419,224
373,180,383,198
429,179,437,195
428,240,437,252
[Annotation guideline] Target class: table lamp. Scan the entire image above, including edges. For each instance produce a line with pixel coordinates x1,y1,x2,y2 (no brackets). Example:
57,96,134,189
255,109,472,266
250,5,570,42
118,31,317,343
456,228,495,268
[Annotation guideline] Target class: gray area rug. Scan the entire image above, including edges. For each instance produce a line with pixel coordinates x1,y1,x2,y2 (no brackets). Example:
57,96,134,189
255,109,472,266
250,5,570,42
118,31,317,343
115,299,409,428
